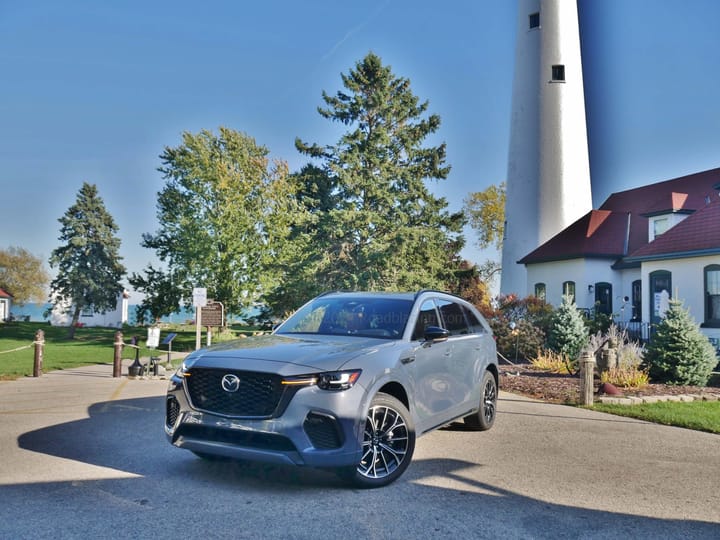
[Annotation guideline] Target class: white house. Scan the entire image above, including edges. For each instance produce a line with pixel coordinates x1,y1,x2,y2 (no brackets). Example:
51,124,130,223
50,290,130,328
517,168,720,350
0,288,12,322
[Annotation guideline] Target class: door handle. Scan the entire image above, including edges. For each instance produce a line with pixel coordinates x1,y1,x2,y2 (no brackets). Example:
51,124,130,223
400,356,415,364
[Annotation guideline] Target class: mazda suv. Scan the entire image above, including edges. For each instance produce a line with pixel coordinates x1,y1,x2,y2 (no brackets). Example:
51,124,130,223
165,290,498,488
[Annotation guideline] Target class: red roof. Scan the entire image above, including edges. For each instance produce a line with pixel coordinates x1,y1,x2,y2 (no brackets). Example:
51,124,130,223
626,198,720,261
521,167,720,265
0,288,13,299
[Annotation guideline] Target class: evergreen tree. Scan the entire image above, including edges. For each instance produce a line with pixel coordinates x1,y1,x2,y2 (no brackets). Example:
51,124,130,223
289,52,465,301
643,299,717,385
547,295,588,361
49,183,126,338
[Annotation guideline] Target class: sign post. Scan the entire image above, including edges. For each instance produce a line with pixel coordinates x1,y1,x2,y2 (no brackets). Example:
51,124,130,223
192,287,207,350
201,301,224,346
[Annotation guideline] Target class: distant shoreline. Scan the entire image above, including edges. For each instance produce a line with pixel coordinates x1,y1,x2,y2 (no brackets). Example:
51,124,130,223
9,303,253,325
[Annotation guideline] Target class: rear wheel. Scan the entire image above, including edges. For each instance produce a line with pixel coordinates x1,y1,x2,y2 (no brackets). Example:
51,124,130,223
463,370,497,431
340,393,415,488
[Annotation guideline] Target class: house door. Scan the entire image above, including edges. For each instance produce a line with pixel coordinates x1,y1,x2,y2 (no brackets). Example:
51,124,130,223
649,270,672,324
594,283,612,315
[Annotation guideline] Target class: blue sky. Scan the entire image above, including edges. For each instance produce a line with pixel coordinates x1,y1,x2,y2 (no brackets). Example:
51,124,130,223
2,0,719,297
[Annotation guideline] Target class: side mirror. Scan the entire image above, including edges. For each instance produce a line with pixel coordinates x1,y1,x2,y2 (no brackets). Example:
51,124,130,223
424,326,450,342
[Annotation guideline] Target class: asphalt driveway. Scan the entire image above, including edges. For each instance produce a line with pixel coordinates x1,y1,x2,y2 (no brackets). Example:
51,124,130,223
0,363,718,539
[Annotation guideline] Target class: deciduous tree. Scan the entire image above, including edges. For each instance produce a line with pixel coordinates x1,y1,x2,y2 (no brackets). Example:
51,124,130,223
133,127,293,319
49,183,126,338
0,246,49,305
463,182,506,251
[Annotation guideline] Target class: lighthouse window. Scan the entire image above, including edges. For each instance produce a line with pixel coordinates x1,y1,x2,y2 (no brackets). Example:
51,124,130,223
529,12,540,28
551,65,565,81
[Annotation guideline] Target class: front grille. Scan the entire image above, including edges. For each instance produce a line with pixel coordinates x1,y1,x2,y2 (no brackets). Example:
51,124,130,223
303,412,343,449
166,396,180,427
185,368,284,417
176,424,297,452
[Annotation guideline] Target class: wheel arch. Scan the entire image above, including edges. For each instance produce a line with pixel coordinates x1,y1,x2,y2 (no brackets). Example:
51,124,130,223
376,381,410,410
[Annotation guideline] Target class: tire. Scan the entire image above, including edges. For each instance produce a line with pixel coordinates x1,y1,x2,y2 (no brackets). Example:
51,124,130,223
339,392,415,488
463,370,497,431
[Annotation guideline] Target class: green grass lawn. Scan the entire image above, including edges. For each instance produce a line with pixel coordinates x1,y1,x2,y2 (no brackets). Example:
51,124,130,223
0,321,261,379
591,401,720,434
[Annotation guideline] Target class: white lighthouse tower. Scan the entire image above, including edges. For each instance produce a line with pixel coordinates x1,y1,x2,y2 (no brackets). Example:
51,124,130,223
500,0,593,295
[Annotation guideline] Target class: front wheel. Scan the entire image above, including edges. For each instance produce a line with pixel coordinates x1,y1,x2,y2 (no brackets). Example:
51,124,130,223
463,370,497,431
339,393,415,488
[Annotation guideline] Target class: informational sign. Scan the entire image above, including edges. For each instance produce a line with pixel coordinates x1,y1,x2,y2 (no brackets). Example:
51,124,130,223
201,302,224,327
192,287,207,307
146,326,160,348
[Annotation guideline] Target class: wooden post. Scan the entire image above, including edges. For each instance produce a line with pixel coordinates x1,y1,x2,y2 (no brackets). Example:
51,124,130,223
113,331,123,378
579,350,595,406
33,329,44,377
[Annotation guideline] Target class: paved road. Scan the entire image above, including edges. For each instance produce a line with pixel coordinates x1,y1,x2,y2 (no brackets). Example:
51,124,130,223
1,363,718,539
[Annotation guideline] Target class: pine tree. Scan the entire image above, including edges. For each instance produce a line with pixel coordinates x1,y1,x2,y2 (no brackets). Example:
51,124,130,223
49,183,126,338
643,299,717,385
547,295,588,361
291,52,465,297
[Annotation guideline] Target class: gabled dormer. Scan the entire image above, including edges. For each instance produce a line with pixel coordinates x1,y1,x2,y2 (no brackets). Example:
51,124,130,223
643,192,695,242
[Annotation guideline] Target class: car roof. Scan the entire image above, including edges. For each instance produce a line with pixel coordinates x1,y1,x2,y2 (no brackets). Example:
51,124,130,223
319,290,469,303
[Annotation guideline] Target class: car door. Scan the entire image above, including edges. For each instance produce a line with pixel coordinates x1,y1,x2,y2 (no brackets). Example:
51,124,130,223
434,299,480,417
407,298,468,433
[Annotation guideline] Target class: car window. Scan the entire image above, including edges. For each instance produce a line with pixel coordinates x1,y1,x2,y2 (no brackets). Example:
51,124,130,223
411,300,440,341
277,297,413,339
437,300,469,336
462,305,486,334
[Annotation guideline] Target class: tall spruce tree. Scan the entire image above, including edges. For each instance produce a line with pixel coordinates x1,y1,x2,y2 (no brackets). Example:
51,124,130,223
289,52,464,303
49,183,126,338
643,299,717,385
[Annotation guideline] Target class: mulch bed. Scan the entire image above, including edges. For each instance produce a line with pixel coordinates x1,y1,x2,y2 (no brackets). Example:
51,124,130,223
499,363,720,404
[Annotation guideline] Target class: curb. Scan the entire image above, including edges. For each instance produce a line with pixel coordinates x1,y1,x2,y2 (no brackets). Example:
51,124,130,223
597,393,720,405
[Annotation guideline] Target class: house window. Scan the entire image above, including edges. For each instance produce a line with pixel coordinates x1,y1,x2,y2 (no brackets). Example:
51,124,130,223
595,283,612,315
534,283,546,301
652,217,669,240
551,65,565,82
81,306,93,317
631,279,642,321
562,281,576,303
529,12,540,29
649,270,671,324
704,265,720,327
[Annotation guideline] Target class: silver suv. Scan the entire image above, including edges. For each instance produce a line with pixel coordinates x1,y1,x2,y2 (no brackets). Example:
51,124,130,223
165,290,498,488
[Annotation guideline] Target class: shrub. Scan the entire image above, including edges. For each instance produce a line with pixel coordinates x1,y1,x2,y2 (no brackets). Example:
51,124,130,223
547,295,588,362
530,349,572,374
486,294,553,361
642,299,717,385
600,366,649,388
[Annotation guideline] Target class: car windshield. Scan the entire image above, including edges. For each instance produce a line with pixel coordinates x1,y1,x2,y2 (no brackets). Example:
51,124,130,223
276,297,413,339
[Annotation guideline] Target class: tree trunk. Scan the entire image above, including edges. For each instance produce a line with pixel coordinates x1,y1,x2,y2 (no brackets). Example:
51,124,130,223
68,305,82,339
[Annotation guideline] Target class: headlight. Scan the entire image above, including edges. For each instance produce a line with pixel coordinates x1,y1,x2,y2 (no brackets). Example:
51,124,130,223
282,369,362,391
174,362,191,378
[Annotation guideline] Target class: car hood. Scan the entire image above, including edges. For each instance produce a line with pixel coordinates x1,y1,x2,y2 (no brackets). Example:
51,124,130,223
182,334,395,374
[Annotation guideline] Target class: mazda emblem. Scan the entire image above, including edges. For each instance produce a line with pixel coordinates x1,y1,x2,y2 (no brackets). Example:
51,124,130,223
221,374,241,393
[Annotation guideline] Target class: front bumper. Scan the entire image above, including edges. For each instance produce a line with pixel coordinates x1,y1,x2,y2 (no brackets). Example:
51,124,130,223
165,373,366,468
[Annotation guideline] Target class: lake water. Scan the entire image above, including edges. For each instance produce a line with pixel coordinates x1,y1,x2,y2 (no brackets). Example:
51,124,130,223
9,303,254,325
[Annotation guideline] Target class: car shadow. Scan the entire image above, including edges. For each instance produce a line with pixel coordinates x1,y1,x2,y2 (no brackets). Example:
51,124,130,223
12,395,719,538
